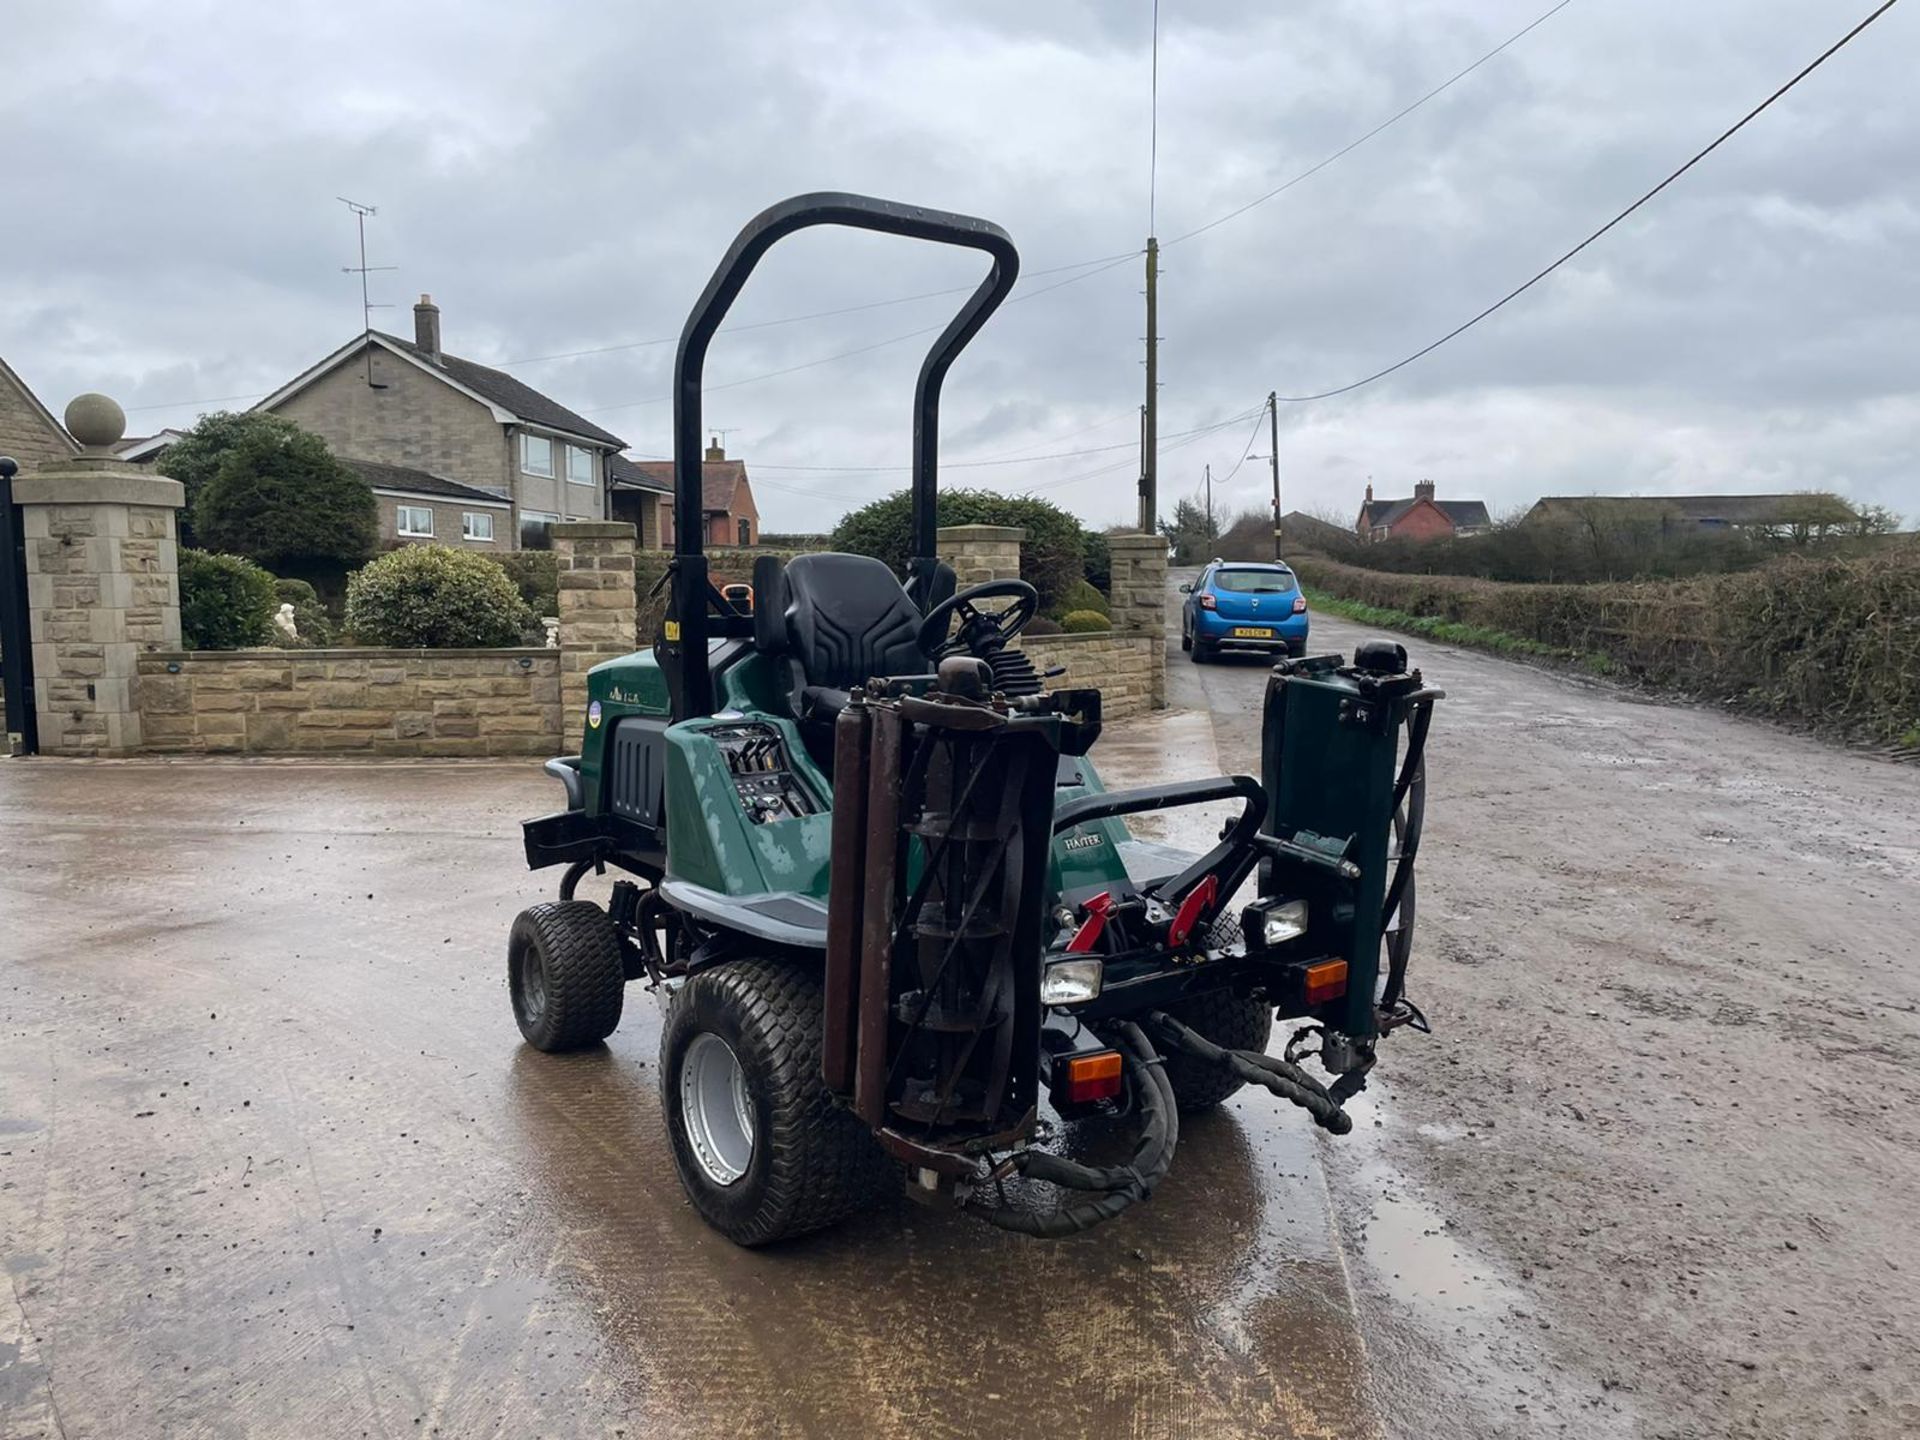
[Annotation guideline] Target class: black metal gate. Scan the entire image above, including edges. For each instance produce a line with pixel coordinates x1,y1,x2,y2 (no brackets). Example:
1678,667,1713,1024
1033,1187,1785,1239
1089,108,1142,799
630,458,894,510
0,456,36,755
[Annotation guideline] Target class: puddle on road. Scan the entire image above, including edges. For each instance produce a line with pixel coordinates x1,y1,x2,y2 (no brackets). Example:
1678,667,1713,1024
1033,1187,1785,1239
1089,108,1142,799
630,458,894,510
1328,1089,1638,1439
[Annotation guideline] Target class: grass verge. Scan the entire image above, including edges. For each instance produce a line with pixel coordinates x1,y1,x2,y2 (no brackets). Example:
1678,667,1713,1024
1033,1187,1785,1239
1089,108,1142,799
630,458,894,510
1302,587,1614,673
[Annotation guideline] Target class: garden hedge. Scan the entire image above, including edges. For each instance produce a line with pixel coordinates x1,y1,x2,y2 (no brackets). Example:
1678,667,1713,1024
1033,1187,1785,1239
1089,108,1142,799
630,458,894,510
1291,550,1920,746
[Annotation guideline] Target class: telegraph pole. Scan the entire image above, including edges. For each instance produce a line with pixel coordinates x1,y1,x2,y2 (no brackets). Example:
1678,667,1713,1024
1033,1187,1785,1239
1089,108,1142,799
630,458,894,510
1139,236,1159,534
1267,390,1281,558
1204,463,1213,542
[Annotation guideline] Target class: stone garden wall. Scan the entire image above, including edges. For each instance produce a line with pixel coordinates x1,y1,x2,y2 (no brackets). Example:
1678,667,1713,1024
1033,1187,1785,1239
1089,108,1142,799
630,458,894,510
134,649,561,755
1021,631,1158,718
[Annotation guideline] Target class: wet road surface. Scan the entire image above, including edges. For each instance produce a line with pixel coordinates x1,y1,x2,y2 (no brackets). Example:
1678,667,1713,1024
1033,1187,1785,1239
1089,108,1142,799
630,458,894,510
2,747,1374,1439
1169,566,1920,1439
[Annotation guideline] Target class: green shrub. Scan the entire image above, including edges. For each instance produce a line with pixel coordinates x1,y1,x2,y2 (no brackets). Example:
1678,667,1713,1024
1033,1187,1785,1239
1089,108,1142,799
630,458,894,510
491,550,559,617
179,549,278,651
268,576,335,647
1080,529,1111,592
1050,577,1110,620
831,488,1087,613
192,422,378,577
1024,616,1063,636
345,546,535,648
1060,609,1111,633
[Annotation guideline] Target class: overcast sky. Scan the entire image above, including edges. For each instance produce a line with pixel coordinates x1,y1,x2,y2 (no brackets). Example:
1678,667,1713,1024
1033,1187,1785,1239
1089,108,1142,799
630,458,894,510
4,0,1915,530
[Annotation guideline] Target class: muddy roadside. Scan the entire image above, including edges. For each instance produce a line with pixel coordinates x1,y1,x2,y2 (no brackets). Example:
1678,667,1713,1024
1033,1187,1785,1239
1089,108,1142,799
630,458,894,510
1179,590,1920,1439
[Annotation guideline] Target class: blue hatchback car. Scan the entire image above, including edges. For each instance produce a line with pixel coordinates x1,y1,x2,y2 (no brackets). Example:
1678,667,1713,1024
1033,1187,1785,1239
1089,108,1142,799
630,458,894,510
1179,561,1309,662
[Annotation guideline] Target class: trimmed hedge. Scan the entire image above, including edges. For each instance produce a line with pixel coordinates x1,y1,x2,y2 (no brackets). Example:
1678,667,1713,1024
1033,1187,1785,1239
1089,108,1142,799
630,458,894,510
1060,609,1112,633
345,546,536,648
1292,550,1920,746
831,489,1087,612
179,550,278,651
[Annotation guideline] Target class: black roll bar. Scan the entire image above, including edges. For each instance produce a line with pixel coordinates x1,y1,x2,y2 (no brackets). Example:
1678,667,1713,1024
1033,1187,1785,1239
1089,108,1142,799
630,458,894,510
663,192,1021,720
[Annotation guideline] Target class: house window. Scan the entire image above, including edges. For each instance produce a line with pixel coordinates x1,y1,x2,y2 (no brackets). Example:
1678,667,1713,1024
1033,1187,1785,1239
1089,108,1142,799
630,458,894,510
396,505,434,538
737,516,751,546
521,434,555,477
520,510,559,549
566,445,594,485
462,511,496,542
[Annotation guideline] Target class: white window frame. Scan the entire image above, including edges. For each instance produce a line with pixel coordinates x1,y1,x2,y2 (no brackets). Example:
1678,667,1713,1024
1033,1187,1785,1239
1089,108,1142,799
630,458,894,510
462,511,496,542
396,504,434,538
565,444,595,486
521,433,555,477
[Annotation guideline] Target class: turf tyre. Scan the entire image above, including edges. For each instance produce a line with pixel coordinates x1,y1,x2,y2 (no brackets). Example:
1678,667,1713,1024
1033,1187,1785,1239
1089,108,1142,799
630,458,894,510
661,958,892,1246
508,901,625,1051
1160,921,1273,1112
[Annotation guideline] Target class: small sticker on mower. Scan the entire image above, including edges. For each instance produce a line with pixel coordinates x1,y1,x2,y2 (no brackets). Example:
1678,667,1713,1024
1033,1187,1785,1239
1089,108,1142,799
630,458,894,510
588,701,602,729
1062,831,1103,851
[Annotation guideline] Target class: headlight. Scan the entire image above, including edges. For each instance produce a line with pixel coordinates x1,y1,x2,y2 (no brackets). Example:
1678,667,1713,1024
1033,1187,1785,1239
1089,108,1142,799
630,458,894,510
1246,898,1309,946
1041,957,1104,1006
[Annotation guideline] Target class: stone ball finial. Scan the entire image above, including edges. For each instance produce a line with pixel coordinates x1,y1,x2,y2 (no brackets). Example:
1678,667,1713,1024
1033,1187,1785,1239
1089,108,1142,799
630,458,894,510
66,393,127,451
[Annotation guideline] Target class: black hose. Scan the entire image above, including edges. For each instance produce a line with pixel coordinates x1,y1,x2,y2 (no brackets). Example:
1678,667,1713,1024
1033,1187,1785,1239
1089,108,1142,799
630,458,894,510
1146,1011,1353,1136
972,1020,1180,1238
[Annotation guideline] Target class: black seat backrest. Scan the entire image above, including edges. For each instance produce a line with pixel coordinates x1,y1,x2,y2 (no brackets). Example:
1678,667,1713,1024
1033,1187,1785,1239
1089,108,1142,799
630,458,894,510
763,553,928,690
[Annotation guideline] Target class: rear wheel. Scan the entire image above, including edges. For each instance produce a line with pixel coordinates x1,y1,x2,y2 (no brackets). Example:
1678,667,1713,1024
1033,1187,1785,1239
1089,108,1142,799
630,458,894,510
1181,625,1192,653
661,958,892,1245
1191,638,1212,664
1287,636,1307,658
509,901,625,1051
1160,920,1273,1112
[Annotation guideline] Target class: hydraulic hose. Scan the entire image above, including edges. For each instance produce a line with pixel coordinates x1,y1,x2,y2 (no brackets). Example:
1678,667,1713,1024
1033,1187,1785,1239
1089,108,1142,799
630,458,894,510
971,1020,1180,1238
1146,1011,1353,1136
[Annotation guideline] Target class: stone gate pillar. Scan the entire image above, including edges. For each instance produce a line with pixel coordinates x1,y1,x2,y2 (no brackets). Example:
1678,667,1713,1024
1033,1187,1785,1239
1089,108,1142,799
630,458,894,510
1106,533,1169,708
12,394,183,756
553,521,636,744
937,524,1025,586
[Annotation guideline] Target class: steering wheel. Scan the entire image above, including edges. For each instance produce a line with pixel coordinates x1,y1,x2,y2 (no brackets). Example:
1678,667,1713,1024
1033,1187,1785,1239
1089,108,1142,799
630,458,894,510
917,578,1039,661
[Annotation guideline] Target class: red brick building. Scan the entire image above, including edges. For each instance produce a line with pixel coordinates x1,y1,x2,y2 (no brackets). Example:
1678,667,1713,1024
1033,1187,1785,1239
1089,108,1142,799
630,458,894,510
622,440,761,550
1356,481,1490,542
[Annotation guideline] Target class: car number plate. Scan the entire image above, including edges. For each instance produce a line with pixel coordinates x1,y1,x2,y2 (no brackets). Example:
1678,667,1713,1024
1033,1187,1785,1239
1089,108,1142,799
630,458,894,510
1231,626,1274,638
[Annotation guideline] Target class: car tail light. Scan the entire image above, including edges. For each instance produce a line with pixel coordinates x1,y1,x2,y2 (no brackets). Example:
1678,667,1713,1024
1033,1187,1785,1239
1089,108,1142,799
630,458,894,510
1060,1050,1124,1104
1292,595,1307,614
1197,593,1216,610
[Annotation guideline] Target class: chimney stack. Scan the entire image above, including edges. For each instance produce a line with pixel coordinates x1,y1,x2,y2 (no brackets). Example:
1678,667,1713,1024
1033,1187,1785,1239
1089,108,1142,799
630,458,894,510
705,436,726,461
414,294,442,362
1415,479,1435,502
1364,481,1374,505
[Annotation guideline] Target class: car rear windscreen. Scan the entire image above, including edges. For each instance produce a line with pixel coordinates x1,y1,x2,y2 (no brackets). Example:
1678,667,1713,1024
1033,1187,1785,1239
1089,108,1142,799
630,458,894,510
1212,568,1295,594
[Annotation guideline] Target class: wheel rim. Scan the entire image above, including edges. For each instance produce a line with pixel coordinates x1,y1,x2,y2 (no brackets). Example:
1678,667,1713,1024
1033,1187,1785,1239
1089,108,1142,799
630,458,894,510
517,944,548,1024
681,1033,755,1186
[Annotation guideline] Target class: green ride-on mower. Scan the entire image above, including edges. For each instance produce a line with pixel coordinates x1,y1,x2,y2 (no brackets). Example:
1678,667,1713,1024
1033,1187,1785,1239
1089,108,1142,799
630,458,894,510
507,193,1442,1245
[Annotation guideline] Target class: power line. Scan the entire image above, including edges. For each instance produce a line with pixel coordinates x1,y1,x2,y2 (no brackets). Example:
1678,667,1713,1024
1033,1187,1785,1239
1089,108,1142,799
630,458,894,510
1164,0,1578,249
1213,409,1269,487
746,411,1261,474
1274,0,1903,404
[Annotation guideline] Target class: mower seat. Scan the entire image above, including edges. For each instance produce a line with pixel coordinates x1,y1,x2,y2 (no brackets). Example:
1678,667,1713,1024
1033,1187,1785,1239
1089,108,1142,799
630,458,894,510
753,552,947,768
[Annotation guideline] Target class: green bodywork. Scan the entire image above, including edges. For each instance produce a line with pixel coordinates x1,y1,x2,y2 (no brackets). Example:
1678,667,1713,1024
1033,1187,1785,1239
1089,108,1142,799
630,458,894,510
576,645,1136,904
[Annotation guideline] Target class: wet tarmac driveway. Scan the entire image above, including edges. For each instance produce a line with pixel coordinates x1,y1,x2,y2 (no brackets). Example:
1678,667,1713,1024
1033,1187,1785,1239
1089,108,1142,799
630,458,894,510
1,755,1374,1439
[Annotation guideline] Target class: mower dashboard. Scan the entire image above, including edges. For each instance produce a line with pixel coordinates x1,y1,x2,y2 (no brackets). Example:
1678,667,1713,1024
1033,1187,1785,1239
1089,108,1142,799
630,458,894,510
711,722,819,825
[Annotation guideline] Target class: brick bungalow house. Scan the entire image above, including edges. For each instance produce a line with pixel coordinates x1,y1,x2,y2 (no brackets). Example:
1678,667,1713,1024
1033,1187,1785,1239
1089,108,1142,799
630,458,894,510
1356,481,1491,542
248,295,626,550
621,440,761,549
0,356,80,473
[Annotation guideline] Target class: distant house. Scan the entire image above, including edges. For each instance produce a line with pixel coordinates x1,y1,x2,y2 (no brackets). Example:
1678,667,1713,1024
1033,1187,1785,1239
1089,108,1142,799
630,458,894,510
251,295,625,550
0,356,79,474
607,455,674,549
1356,481,1491,542
1279,510,1355,553
1524,494,1812,532
624,440,761,549
338,458,513,551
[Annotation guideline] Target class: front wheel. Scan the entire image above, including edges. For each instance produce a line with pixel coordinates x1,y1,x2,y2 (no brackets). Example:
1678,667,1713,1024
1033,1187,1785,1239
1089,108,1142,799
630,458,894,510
508,901,625,1051
661,959,892,1245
